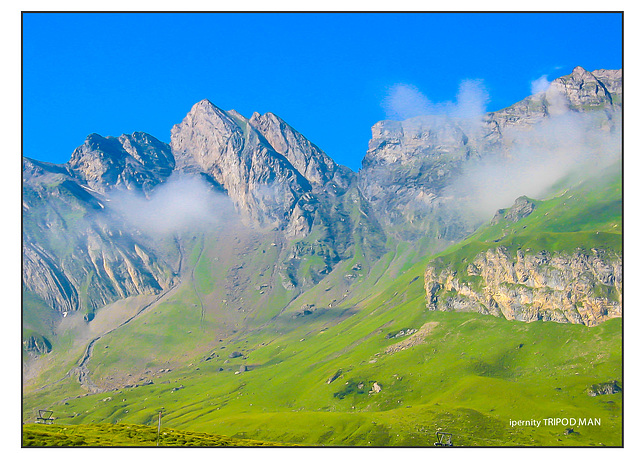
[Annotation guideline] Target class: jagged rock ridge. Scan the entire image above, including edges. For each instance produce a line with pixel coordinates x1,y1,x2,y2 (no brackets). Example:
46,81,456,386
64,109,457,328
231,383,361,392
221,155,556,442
171,101,311,230
68,132,175,194
23,100,364,319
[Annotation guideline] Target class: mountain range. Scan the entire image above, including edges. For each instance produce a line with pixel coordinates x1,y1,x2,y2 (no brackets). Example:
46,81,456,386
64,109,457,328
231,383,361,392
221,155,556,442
22,66,623,446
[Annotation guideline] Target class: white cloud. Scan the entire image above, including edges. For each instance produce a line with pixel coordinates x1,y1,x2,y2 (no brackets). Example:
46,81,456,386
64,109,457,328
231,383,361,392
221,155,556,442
531,74,551,95
383,79,489,121
107,175,234,236
451,79,490,119
444,110,622,220
382,84,432,120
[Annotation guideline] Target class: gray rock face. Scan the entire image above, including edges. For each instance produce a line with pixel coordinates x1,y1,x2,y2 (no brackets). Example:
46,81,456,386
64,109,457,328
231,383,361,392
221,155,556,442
248,111,353,192
359,116,493,229
171,100,314,231
357,115,501,245
23,212,176,314
23,334,52,356
491,196,535,225
23,242,79,312
549,66,619,110
489,66,621,131
591,69,622,97
23,157,72,181
170,100,361,251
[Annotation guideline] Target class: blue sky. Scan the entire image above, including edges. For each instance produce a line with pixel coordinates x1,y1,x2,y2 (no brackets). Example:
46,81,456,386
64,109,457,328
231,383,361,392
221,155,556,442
23,12,622,171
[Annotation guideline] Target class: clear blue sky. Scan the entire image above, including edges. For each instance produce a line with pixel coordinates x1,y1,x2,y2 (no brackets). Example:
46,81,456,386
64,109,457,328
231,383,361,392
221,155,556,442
23,12,622,171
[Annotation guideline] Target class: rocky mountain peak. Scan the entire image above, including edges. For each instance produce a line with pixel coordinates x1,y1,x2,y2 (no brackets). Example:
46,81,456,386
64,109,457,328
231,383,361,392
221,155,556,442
191,99,227,117
365,116,474,167
572,65,589,76
358,67,621,239
248,111,352,190
170,100,315,230
66,132,174,194
249,111,262,123
117,132,174,177
170,99,243,175
548,66,618,111
23,157,70,182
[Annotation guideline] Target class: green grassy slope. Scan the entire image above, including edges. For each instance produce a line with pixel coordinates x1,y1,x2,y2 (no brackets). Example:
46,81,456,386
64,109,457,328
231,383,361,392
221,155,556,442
474,160,621,249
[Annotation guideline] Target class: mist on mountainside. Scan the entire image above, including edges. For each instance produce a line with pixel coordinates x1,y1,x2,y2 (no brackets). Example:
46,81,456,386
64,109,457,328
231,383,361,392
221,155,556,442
106,174,237,237
381,77,621,223
447,109,621,220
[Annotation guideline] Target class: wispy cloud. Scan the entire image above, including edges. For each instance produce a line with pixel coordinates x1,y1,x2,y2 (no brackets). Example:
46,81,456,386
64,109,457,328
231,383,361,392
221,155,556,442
382,84,432,120
444,110,622,219
451,79,490,119
107,175,234,236
383,80,490,121
531,74,551,95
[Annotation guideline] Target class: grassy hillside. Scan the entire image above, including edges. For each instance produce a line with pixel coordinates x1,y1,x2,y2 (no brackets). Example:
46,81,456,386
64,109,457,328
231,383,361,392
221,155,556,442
22,160,622,446
474,160,621,250
422,160,621,293
23,266,621,446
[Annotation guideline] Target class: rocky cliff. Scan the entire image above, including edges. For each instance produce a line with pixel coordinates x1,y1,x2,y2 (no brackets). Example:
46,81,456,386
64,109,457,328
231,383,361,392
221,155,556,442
22,100,365,318
168,100,374,294
67,132,175,194
248,111,353,192
23,155,177,314
171,100,320,234
425,246,621,326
